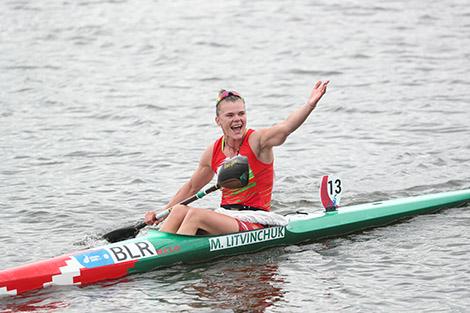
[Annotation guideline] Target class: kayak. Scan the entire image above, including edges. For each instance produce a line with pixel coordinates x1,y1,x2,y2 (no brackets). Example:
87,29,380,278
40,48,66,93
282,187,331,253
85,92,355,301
1,188,469,296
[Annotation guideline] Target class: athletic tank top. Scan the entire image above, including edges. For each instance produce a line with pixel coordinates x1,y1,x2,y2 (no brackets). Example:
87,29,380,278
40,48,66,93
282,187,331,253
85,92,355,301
211,129,273,211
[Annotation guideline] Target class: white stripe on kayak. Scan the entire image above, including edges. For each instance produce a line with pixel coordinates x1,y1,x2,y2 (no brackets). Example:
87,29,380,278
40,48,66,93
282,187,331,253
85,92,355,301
0,286,17,296
48,257,83,287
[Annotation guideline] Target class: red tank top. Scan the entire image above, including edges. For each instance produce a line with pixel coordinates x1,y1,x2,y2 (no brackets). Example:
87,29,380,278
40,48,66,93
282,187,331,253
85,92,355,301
211,129,274,211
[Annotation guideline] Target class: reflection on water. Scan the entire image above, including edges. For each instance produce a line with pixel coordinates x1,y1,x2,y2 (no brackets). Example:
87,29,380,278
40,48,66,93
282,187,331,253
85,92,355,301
0,297,69,313
186,262,284,312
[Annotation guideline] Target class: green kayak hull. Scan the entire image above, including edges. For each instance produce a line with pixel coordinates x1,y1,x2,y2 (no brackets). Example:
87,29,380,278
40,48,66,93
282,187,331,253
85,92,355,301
133,188,470,271
1,189,469,296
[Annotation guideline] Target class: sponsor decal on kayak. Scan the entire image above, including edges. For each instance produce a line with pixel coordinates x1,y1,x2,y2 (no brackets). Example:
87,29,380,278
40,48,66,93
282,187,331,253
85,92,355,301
74,249,114,268
209,226,286,251
73,240,180,268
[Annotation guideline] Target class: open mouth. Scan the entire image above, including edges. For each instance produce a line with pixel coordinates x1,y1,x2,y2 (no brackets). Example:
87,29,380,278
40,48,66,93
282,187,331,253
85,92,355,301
231,124,243,133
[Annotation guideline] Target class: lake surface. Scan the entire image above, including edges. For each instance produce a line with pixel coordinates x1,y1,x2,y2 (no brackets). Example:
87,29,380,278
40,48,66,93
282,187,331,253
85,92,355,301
1,0,469,312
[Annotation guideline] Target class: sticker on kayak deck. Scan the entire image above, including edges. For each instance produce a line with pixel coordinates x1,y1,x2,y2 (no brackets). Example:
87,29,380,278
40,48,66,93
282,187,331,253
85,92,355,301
320,175,342,209
106,240,159,263
74,249,115,268
209,226,286,252
73,240,160,268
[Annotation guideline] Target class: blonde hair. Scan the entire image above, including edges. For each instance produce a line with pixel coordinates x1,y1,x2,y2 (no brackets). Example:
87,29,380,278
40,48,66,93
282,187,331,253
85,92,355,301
216,89,244,116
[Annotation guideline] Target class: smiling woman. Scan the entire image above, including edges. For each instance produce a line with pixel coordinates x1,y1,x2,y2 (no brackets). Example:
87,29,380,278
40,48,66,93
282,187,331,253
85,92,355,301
215,90,247,157
144,81,329,235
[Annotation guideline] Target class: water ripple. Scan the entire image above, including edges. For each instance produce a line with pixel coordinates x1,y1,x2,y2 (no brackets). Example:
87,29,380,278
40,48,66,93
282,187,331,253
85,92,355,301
1,0,469,311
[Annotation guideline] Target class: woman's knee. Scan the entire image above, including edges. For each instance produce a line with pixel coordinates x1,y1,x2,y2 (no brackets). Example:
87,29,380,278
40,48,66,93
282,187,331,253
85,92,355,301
184,207,205,223
169,204,190,218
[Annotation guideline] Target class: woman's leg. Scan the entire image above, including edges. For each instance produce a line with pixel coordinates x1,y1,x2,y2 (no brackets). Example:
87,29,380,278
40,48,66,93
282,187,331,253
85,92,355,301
176,207,239,235
159,204,190,233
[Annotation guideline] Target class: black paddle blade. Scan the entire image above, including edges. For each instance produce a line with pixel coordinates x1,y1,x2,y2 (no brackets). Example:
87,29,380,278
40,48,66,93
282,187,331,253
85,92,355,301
102,227,139,243
217,155,249,189
103,222,146,243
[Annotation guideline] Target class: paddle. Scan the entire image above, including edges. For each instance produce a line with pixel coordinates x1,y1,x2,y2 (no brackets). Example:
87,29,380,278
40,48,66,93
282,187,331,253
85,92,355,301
102,155,250,243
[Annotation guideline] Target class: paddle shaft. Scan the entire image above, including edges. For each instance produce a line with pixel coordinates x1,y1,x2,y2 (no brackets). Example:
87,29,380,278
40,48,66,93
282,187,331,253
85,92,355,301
103,155,249,243
134,184,220,231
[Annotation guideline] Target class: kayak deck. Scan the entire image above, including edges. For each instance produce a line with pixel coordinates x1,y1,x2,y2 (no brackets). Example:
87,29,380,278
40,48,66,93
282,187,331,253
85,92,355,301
1,189,469,296
287,188,470,239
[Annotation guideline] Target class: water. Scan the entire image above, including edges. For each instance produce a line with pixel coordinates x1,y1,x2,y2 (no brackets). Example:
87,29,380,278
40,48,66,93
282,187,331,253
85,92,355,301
1,0,469,311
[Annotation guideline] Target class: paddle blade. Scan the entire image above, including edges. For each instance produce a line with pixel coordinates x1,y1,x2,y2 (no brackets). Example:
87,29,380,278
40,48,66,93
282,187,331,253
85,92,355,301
103,222,146,243
217,155,249,189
